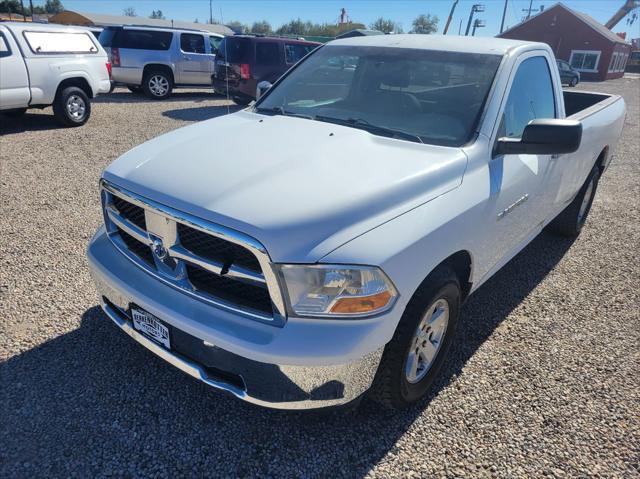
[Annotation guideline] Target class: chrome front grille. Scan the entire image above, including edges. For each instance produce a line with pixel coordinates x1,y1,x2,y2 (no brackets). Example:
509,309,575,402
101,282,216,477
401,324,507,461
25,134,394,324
100,180,285,325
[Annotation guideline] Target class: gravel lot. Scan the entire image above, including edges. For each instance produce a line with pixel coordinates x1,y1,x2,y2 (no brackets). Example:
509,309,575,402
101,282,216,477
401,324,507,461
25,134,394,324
1,80,638,478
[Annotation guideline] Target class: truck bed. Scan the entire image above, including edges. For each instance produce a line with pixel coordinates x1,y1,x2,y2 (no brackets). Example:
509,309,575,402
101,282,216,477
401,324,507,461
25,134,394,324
563,90,617,118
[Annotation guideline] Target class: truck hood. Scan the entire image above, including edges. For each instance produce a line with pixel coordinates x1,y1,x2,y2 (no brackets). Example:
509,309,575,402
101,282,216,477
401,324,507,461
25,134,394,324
104,110,468,262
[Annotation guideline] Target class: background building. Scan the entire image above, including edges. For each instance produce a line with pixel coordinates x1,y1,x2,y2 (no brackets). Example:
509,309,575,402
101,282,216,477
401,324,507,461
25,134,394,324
48,10,233,36
499,3,632,81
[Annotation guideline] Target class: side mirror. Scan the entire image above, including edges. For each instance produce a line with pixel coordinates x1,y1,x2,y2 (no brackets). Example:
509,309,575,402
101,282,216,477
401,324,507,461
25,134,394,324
256,81,273,100
495,119,582,156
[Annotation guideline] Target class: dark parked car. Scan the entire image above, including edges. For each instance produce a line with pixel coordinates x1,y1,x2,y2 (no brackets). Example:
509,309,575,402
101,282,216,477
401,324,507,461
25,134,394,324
557,59,580,87
213,35,319,105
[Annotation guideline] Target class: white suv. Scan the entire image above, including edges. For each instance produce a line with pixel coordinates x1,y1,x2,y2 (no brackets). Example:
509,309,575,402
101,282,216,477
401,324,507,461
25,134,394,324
0,22,111,126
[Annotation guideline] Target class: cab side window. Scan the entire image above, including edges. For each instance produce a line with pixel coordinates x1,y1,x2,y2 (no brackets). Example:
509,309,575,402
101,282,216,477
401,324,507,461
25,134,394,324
0,33,11,58
499,56,556,139
180,33,205,54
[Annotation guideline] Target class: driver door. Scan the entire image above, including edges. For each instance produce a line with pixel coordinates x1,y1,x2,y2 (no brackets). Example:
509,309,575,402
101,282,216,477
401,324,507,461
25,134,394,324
487,54,561,263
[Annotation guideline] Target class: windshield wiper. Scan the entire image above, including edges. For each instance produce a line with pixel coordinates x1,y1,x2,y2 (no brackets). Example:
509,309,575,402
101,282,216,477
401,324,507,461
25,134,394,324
314,115,423,144
254,106,313,120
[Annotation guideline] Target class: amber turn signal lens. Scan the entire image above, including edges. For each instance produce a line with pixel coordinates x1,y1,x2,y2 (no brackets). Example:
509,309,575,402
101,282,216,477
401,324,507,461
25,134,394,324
330,291,393,314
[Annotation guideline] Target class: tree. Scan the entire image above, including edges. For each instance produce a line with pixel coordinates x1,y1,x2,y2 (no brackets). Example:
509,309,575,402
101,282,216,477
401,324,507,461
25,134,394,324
0,1,22,14
122,7,136,17
251,20,272,34
275,18,309,36
149,9,165,20
226,20,248,33
370,17,402,34
44,0,63,13
411,14,438,34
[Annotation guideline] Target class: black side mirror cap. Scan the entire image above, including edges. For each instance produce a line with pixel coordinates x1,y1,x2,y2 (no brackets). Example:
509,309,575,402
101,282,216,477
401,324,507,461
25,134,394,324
495,119,582,156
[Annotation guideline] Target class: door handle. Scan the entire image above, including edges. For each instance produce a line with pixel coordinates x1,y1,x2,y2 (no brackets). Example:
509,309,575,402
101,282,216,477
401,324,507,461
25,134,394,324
183,56,190,60
550,154,561,160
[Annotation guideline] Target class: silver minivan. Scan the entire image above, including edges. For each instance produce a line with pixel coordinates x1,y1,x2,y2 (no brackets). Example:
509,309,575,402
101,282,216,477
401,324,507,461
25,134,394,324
99,26,223,99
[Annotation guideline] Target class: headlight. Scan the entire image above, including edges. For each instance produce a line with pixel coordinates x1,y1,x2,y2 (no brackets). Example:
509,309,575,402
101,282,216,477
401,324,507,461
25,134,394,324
278,264,398,318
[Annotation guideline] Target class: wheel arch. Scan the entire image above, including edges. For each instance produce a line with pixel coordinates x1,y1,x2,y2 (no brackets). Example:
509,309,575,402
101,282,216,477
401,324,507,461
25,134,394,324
142,63,175,83
595,146,609,173
55,76,93,99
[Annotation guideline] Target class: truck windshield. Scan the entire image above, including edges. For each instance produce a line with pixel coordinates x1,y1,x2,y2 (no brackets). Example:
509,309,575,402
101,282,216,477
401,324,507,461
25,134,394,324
256,45,502,146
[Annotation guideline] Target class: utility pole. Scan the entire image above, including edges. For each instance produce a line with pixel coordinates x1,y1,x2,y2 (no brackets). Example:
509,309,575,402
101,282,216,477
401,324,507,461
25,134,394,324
29,0,34,21
472,18,486,36
500,0,508,33
209,0,213,24
465,4,485,36
20,0,26,21
443,0,460,35
458,19,463,35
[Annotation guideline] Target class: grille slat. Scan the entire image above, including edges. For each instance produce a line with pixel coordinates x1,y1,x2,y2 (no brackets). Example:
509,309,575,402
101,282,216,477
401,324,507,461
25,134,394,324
113,196,146,230
177,223,262,273
186,265,272,315
117,227,155,266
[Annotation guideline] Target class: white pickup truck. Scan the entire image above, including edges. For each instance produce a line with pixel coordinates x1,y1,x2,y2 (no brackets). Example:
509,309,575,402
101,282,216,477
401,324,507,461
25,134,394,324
0,22,111,126
88,35,625,410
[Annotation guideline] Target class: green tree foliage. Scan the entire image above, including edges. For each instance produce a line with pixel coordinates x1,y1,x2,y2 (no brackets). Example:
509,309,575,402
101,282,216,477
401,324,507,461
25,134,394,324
226,20,249,33
0,1,22,14
44,0,63,13
250,20,272,34
370,17,403,34
411,14,438,34
122,7,136,17
149,9,165,20
275,18,366,37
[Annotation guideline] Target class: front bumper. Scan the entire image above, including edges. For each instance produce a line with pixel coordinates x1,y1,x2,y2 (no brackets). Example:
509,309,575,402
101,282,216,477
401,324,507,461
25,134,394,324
87,227,390,410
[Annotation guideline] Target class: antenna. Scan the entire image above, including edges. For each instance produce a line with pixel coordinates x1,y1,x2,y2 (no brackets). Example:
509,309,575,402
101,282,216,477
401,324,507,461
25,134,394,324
219,6,230,115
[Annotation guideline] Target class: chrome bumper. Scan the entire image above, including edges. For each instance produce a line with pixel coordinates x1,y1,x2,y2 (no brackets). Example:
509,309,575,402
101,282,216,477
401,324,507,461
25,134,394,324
99,298,382,410
88,227,385,410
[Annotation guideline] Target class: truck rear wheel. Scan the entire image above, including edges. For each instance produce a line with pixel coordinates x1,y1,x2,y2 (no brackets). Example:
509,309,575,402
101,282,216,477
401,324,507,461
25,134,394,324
53,86,91,127
371,265,460,409
548,165,600,237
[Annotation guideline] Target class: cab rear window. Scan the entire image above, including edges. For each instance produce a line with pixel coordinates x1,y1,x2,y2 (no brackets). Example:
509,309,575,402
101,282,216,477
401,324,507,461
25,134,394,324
23,31,98,54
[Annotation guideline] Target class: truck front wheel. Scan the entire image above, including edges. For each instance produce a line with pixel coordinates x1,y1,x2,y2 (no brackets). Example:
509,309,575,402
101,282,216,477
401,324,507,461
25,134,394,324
371,265,461,409
53,86,91,127
548,165,600,237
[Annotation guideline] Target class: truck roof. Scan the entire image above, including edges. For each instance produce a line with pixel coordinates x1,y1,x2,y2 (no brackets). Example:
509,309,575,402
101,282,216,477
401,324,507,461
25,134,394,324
329,34,543,56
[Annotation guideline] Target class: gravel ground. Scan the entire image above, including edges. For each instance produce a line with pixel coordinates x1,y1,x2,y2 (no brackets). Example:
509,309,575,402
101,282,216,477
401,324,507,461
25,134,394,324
1,80,638,478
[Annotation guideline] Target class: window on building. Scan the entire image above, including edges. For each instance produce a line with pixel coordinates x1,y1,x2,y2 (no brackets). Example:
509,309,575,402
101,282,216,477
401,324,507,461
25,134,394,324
498,56,556,140
180,33,205,54
569,50,601,72
608,52,619,72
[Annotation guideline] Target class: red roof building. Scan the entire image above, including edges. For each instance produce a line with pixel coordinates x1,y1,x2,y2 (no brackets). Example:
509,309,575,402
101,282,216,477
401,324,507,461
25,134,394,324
498,3,632,81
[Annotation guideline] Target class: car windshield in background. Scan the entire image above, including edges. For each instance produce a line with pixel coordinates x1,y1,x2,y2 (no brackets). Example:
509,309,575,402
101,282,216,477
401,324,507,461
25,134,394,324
255,45,502,146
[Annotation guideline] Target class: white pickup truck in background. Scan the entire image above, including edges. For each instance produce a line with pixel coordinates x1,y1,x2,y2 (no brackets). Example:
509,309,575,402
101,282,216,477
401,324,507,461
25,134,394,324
0,22,111,126
88,35,625,410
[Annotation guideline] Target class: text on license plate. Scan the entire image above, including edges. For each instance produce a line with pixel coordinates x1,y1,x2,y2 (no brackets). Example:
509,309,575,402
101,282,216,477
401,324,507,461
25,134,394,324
131,307,170,349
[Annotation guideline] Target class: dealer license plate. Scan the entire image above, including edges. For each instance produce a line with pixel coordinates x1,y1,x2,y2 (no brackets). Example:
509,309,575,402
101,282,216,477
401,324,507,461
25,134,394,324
131,307,170,349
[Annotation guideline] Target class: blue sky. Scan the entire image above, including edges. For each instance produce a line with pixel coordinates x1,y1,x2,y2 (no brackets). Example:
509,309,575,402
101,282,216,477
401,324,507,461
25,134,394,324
47,0,640,38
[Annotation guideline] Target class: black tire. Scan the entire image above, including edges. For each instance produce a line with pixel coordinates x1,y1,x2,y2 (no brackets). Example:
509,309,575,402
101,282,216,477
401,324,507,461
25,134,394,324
52,86,91,127
232,96,252,106
570,77,578,87
128,86,143,94
547,165,600,237
371,265,461,410
142,70,173,100
2,108,27,118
